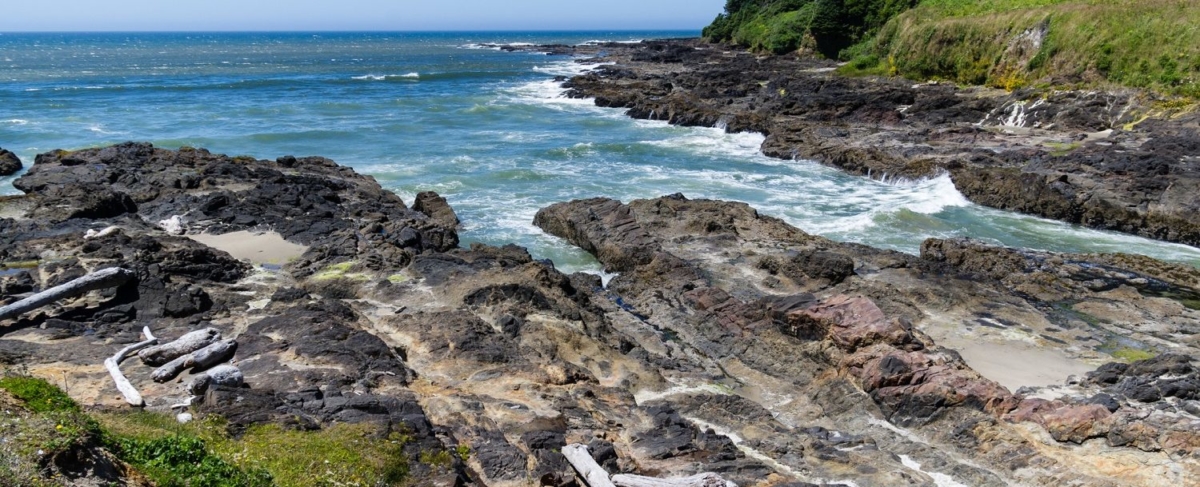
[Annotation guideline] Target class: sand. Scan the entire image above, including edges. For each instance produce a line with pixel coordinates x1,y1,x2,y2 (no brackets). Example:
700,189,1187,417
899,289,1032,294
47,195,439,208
187,230,308,266
950,341,1095,391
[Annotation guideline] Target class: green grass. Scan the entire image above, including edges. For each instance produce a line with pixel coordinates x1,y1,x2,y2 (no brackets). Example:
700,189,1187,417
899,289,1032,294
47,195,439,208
855,0,1200,96
98,412,414,487
0,377,80,414
1,375,424,487
1111,347,1157,363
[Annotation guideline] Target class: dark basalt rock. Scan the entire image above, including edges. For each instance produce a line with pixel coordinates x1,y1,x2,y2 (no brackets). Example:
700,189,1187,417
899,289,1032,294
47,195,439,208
557,38,1200,247
0,148,22,176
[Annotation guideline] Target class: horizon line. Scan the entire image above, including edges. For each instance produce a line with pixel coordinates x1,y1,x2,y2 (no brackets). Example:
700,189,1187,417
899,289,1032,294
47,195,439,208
0,28,704,34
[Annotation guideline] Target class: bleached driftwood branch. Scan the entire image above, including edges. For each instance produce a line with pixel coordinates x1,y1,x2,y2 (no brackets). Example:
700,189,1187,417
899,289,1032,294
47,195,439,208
612,473,737,487
151,339,237,383
563,444,616,487
137,328,221,365
103,326,158,407
563,443,737,487
0,267,134,321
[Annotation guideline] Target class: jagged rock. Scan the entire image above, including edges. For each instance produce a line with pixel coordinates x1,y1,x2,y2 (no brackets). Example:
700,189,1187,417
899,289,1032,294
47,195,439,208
556,38,1200,247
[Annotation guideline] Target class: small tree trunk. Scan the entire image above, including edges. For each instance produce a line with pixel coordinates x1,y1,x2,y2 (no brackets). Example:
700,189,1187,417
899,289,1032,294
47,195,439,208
612,473,737,487
0,267,134,321
563,444,616,487
137,328,221,366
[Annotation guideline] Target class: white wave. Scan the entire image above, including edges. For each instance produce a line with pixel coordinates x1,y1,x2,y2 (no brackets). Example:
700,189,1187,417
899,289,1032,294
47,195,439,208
581,39,643,45
24,88,40,92
643,127,767,160
4,119,28,125
460,42,535,50
532,60,611,78
352,72,419,81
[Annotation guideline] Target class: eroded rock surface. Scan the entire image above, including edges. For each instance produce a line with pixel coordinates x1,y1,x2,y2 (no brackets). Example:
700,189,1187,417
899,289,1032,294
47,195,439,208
535,193,1200,486
2,143,1199,486
535,39,1200,246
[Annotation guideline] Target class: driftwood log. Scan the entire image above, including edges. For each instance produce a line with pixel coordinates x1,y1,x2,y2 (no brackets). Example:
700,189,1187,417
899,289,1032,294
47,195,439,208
103,326,158,407
0,267,134,321
612,473,737,487
564,443,737,487
137,328,221,366
151,339,237,383
563,444,616,487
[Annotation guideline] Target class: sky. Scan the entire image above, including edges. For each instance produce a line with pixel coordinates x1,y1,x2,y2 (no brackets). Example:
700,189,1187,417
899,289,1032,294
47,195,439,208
1,0,727,32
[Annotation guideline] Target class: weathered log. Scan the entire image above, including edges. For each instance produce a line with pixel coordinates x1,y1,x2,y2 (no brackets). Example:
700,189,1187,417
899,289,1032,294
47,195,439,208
103,327,159,406
0,267,134,321
563,444,616,487
190,339,237,371
151,339,237,383
152,354,192,383
138,328,221,366
612,473,736,487
186,364,243,395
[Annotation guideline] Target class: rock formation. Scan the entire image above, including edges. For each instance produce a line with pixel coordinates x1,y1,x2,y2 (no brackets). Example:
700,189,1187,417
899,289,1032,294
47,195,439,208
1,143,1198,485
532,40,1200,247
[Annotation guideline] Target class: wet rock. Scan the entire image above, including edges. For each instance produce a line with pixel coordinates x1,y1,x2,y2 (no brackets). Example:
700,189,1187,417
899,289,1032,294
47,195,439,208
0,148,21,176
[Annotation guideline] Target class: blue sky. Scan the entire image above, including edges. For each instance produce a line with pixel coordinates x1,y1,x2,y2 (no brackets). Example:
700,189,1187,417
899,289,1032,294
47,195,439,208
2,1,726,32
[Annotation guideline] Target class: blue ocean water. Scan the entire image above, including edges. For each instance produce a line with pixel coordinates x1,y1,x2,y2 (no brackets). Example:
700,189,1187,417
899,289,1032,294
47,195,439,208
3,31,1200,271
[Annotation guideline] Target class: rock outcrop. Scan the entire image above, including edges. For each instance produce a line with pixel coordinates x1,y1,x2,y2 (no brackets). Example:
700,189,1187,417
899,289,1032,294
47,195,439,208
531,39,1200,247
3,144,1199,486
0,148,21,176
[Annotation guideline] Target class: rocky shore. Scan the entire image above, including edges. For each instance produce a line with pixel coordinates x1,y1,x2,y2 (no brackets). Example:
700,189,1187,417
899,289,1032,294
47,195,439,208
0,142,1197,485
540,39,1200,247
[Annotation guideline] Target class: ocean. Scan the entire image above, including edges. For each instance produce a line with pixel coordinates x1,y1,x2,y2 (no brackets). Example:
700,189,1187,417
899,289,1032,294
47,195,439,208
3,31,1199,271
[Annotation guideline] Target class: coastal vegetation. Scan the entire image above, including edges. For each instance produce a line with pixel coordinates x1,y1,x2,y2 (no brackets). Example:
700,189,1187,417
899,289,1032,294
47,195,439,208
0,374,417,486
704,0,1200,96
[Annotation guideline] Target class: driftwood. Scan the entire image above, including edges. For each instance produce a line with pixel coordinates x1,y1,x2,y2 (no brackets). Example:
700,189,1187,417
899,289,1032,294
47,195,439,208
103,326,158,407
612,473,736,487
564,443,736,487
563,444,616,487
137,328,221,366
151,339,237,383
0,267,134,321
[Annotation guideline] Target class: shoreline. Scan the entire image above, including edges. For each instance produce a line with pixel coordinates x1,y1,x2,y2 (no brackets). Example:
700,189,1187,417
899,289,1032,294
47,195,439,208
0,142,1198,485
525,38,1200,249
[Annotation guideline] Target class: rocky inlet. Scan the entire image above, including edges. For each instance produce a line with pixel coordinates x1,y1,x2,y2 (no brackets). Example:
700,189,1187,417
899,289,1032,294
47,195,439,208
0,141,1195,485
538,39,1200,247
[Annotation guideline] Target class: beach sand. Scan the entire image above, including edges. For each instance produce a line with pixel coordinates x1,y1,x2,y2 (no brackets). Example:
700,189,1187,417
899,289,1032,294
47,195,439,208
188,230,308,266
950,340,1095,391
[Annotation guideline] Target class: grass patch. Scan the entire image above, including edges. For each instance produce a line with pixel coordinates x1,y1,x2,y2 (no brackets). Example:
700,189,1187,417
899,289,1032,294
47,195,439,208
0,260,40,270
1111,347,1157,363
0,376,80,414
1045,141,1082,156
1,376,420,486
98,412,414,487
310,261,371,282
863,0,1200,96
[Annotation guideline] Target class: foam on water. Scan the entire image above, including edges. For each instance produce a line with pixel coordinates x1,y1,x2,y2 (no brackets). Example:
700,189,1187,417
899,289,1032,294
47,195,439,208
4,31,1200,272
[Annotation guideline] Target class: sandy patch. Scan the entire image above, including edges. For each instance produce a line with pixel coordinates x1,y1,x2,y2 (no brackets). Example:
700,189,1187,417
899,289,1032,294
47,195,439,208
950,340,1095,391
0,195,31,219
188,230,308,266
